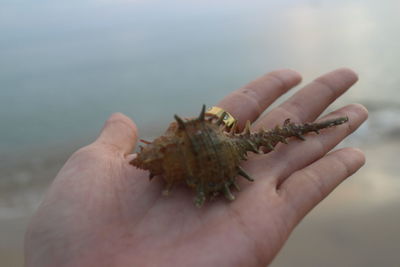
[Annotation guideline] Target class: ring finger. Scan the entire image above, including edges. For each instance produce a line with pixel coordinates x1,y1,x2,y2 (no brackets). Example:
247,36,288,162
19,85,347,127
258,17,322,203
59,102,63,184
260,103,368,186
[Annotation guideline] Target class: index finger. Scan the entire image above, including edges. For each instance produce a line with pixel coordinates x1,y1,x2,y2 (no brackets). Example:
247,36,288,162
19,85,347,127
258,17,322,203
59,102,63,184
216,69,302,128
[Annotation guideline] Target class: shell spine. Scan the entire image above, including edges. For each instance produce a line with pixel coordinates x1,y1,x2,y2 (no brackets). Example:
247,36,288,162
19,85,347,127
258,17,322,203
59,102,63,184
130,105,348,207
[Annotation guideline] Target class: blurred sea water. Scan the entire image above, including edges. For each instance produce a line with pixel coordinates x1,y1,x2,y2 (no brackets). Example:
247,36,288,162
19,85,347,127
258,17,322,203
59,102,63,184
1,0,400,153
1,0,400,266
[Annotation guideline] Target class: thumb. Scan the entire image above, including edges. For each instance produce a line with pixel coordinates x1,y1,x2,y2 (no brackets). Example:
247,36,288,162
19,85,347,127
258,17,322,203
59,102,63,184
95,112,138,154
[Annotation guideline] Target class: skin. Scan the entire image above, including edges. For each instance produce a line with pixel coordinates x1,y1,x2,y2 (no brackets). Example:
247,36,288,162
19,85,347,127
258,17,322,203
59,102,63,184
25,68,368,267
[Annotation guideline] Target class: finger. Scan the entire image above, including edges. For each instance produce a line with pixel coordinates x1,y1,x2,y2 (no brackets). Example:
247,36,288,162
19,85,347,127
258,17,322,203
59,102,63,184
254,68,358,129
267,104,368,184
217,69,302,128
95,112,138,154
279,147,366,221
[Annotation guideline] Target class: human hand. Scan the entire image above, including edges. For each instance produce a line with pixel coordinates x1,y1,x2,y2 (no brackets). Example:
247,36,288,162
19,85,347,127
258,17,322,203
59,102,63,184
25,68,367,267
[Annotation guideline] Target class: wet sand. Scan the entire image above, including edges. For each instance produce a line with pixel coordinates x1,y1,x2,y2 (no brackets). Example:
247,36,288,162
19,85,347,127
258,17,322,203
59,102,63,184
1,139,399,267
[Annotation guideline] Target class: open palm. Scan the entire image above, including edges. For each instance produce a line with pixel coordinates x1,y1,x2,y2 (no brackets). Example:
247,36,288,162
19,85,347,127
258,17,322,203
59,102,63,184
25,68,367,267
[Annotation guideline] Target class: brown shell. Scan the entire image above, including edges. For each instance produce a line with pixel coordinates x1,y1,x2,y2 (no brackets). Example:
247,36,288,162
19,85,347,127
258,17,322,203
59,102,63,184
130,105,348,207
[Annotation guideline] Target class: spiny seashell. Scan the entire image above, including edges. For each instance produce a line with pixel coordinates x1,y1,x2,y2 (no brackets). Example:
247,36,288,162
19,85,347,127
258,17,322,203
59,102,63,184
130,105,348,207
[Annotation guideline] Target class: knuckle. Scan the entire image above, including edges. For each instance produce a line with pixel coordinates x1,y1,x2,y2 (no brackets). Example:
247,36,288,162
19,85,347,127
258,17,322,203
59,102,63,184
235,90,263,115
313,79,337,100
70,145,97,159
332,154,353,177
267,72,287,91
303,169,326,199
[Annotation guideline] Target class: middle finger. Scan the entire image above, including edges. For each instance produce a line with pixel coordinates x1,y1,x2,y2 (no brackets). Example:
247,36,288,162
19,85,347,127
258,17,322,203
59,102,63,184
253,68,358,130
